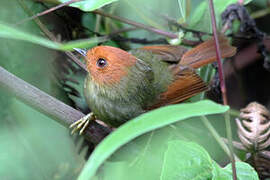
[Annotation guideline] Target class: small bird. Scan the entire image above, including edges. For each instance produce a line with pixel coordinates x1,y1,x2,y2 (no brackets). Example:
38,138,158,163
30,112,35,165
70,36,236,134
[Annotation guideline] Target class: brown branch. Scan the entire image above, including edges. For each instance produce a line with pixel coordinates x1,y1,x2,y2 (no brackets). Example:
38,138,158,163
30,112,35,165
0,66,111,144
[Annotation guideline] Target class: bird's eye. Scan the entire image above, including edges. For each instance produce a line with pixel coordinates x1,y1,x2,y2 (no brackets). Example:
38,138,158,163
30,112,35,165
96,58,107,68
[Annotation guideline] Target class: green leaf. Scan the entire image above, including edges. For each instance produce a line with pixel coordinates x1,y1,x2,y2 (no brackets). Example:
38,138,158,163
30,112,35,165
0,22,107,51
93,137,258,180
78,100,229,180
57,0,118,12
160,140,213,180
0,22,60,49
212,162,259,180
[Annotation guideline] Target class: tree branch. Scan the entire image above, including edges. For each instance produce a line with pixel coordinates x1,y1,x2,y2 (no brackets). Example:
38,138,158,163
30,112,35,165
0,66,111,144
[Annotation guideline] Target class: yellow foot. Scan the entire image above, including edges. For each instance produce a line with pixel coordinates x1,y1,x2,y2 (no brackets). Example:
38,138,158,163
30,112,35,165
70,112,96,135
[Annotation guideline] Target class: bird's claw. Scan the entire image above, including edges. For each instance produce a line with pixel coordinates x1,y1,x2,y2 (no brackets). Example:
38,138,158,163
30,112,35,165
70,112,96,135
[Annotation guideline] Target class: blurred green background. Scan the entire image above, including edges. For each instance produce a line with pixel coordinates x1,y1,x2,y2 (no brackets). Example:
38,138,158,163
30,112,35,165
0,1,85,179
0,0,269,179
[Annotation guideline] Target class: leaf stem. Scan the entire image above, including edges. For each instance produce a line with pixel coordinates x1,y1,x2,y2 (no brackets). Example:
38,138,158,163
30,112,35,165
17,0,88,71
0,66,111,144
93,10,178,39
208,0,237,179
200,116,240,161
199,66,240,162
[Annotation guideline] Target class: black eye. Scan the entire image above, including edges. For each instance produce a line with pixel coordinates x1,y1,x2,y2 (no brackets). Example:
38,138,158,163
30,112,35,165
96,58,107,68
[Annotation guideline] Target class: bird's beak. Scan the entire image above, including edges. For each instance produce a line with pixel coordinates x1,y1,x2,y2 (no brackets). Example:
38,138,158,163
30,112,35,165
73,48,87,57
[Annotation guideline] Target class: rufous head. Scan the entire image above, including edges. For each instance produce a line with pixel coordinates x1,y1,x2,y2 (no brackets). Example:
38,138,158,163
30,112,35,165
85,46,136,86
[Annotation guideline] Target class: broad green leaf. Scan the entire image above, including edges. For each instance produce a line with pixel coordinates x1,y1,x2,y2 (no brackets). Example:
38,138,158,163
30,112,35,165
0,22,107,51
94,134,258,180
78,100,229,180
57,0,118,12
0,22,60,49
212,162,259,180
160,140,213,180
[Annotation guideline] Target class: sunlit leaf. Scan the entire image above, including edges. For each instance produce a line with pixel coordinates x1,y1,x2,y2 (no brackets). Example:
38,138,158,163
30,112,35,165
57,0,118,12
160,140,213,180
0,22,107,51
212,162,259,180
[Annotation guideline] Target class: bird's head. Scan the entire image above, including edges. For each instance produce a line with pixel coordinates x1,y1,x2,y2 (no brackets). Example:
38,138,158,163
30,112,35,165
76,46,137,86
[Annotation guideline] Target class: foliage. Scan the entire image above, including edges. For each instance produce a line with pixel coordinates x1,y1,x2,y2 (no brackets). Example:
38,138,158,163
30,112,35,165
0,0,262,180
79,100,228,179
0,22,107,50
65,0,118,12
78,101,257,180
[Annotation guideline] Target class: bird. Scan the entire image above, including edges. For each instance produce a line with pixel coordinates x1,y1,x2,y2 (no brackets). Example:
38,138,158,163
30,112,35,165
70,36,236,134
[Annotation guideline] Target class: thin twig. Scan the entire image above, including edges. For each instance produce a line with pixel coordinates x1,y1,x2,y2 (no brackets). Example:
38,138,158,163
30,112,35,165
101,27,200,46
93,10,178,39
209,6,227,105
222,138,246,151
0,66,111,144
208,0,237,180
159,14,212,36
200,116,241,161
17,0,87,71
199,66,240,162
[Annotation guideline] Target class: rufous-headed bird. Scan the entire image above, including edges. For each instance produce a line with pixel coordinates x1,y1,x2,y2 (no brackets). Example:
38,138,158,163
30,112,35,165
70,36,236,134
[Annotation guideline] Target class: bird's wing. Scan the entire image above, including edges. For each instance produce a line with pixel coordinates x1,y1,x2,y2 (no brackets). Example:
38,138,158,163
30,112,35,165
149,67,207,109
139,45,188,63
140,35,236,109
140,35,236,68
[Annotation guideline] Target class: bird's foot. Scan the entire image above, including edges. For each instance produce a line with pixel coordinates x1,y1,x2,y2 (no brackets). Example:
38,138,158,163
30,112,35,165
70,112,96,135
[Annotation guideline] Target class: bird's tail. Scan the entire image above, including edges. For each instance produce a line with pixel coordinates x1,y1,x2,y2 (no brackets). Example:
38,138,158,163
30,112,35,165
179,35,237,69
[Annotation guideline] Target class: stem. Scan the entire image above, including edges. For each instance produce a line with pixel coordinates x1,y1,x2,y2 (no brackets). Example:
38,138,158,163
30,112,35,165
229,109,240,117
208,0,237,179
93,10,178,39
200,116,228,157
209,3,227,105
200,116,240,161
222,138,246,151
0,66,111,144
95,14,101,33
199,66,240,161
251,8,270,19
225,110,238,161
160,13,212,37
